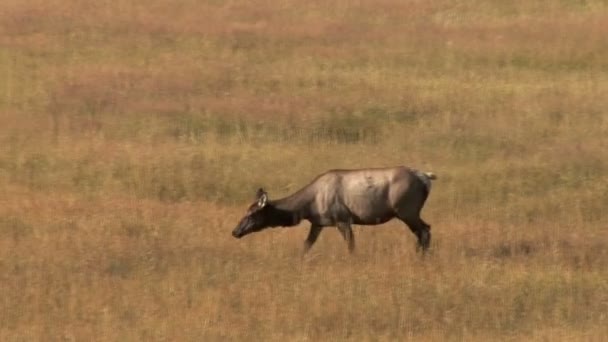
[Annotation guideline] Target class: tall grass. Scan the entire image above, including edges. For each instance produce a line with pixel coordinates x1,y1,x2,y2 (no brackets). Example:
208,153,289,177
1,0,607,340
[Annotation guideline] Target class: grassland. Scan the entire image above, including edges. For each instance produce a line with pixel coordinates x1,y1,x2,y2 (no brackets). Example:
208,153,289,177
1,0,608,340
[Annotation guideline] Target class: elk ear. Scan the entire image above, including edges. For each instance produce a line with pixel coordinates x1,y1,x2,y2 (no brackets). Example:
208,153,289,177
257,193,268,208
256,188,268,208
256,188,266,199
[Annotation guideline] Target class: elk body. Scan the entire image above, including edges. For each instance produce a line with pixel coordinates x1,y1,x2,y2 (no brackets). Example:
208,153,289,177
232,166,437,253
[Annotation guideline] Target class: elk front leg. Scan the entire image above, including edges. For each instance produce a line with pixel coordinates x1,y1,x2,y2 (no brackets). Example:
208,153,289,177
303,224,323,254
337,222,355,253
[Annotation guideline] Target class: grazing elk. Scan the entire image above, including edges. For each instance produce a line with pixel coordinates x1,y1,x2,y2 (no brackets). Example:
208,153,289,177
232,166,437,254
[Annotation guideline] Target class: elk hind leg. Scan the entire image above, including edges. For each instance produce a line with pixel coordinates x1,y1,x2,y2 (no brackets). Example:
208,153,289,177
400,216,431,252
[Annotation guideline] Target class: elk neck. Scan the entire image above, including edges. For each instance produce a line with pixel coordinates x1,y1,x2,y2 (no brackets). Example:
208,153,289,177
269,186,315,227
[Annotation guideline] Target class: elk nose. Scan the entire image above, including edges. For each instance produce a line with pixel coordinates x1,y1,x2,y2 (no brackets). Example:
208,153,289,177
232,229,241,238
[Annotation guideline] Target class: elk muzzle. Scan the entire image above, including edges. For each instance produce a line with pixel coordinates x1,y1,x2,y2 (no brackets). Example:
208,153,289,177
232,226,244,238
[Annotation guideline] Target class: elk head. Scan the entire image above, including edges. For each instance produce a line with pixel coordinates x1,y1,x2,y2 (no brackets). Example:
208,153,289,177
232,188,273,238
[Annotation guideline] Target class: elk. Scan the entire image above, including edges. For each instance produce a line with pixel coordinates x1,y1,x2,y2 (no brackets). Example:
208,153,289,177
231,166,437,254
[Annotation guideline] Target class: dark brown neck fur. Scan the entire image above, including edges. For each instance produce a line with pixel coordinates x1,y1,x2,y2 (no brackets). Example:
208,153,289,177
266,204,302,227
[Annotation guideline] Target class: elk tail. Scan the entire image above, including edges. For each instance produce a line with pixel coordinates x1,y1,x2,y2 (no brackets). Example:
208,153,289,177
413,170,436,194
424,171,437,180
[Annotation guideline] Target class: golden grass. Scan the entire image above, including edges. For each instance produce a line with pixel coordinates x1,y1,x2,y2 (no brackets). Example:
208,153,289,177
1,0,608,340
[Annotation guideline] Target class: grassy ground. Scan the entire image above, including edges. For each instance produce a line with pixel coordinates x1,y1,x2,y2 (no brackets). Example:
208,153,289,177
1,0,607,340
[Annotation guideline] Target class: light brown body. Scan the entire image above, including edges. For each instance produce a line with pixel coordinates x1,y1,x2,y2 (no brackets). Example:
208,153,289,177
232,166,436,253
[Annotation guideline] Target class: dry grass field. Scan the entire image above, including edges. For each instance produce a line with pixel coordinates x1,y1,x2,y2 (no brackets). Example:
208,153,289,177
1,0,608,340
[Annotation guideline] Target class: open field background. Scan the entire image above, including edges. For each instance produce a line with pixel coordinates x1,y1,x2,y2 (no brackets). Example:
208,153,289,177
1,0,608,340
